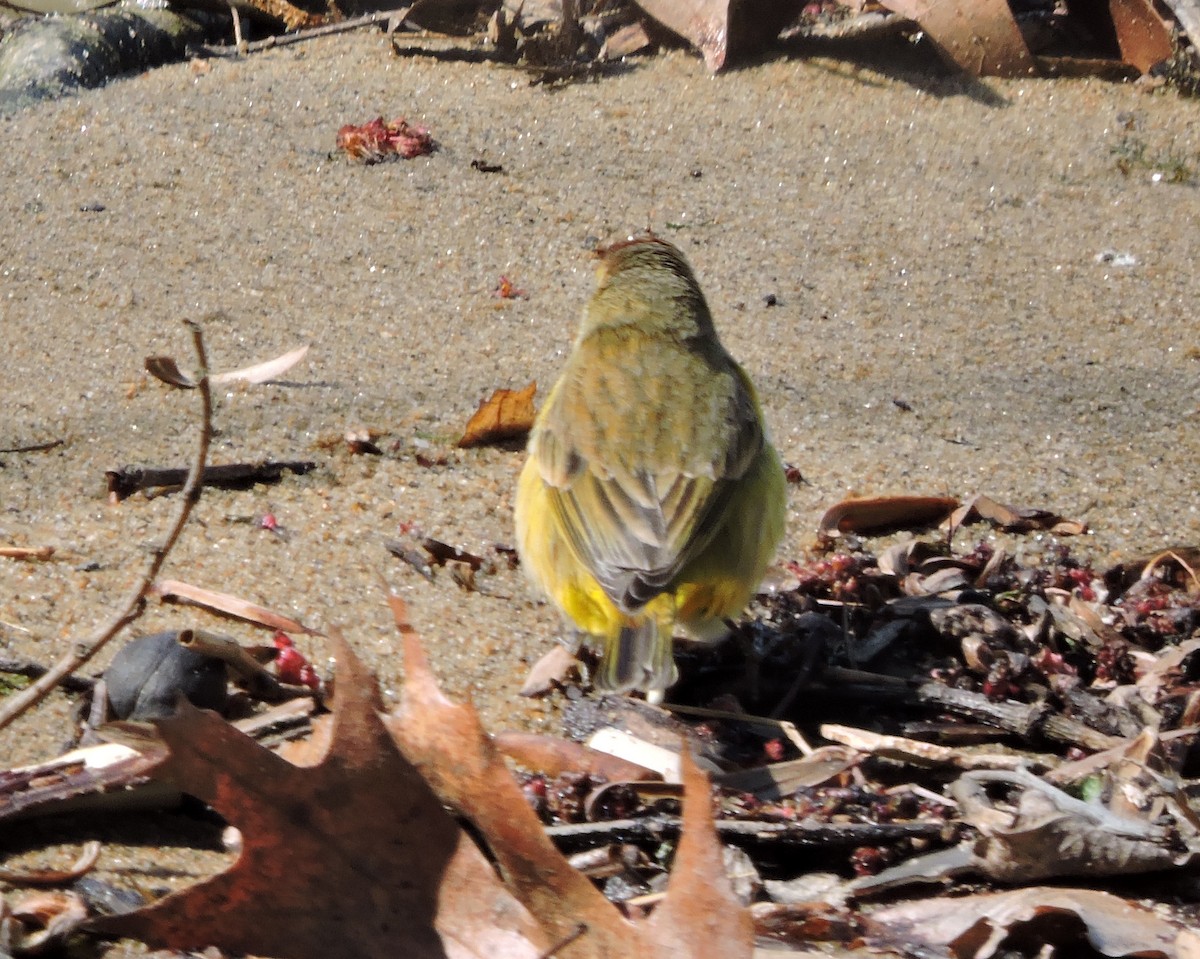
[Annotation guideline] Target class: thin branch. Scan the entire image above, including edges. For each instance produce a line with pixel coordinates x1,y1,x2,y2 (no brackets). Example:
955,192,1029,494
195,7,410,57
543,814,944,854
0,320,212,733
0,439,63,454
230,2,247,54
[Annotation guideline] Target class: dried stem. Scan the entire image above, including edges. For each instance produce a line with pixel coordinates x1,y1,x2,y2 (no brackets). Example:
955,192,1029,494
196,7,411,57
0,320,212,733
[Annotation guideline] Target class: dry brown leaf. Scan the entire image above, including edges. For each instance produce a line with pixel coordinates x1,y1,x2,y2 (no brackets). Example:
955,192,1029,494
818,495,959,539
1141,547,1200,593
517,643,578,696
7,890,90,953
457,381,537,448
875,0,1036,76
948,494,1087,535
1108,0,1174,73
868,887,1192,958
383,596,754,957
494,730,663,782
89,635,546,959
92,599,751,957
1103,545,1200,596
152,579,317,634
384,621,644,952
714,746,862,800
631,0,807,71
143,356,197,389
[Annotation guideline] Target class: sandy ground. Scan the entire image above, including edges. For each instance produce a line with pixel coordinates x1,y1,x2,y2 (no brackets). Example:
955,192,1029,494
1,27,1199,900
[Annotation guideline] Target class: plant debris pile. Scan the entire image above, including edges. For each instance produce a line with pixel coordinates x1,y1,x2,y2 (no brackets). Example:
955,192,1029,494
2,319,1200,959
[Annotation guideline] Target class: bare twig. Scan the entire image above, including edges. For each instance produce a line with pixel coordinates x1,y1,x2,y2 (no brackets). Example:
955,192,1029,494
230,2,247,53
0,320,212,733
914,682,1126,752
195,7,410,57
0,546,55,560
543,814,943,854
537,923,587,959
0,439,63,454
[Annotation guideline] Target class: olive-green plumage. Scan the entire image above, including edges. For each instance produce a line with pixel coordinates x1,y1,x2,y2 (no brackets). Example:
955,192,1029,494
514,236,786,698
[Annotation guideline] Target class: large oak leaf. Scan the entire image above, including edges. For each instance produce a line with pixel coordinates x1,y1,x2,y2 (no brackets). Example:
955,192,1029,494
89,635,544,959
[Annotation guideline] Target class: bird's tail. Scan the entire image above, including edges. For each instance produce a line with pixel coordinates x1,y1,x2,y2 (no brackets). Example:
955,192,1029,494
596,612,677,701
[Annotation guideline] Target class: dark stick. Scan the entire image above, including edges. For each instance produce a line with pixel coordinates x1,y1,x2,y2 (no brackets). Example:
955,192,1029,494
544,814,945,854
106,460,315,500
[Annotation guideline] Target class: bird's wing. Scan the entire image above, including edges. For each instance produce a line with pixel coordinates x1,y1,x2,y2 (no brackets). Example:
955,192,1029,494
531,374,763,612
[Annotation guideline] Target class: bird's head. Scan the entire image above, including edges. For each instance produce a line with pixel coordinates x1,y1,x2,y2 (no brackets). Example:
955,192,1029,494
581,235,717,340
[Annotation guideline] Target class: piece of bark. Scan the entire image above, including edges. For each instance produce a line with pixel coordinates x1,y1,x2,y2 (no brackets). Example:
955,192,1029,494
106,460,316,500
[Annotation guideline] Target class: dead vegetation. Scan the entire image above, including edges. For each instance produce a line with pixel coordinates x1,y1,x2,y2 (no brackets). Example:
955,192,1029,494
1,319,1199,957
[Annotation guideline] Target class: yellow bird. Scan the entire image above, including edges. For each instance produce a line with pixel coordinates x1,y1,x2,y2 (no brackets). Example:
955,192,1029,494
514,235,787,699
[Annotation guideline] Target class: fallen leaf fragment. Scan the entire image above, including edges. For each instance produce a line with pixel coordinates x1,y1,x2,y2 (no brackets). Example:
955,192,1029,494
1104,545,1200,595
385,536,436,580
344,427,383,455
518,643,578,696
423,537,487,570
943,765,1200,884
818,495,959,540
457,381,537,448
713,746,861,801
949,494,1087,535
587,727,684,782
645,748,755,951
494,731,663,782
868,887,1192,958
601,19,653,60
1140,547,1200,592
143,355,196,389
1162,0,1200,51
336,117,435,164
630,0,807,71
152,579,316,634
5,890,90,954
384,623,639,952
1108,0,1174,73
876,0,1036,76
